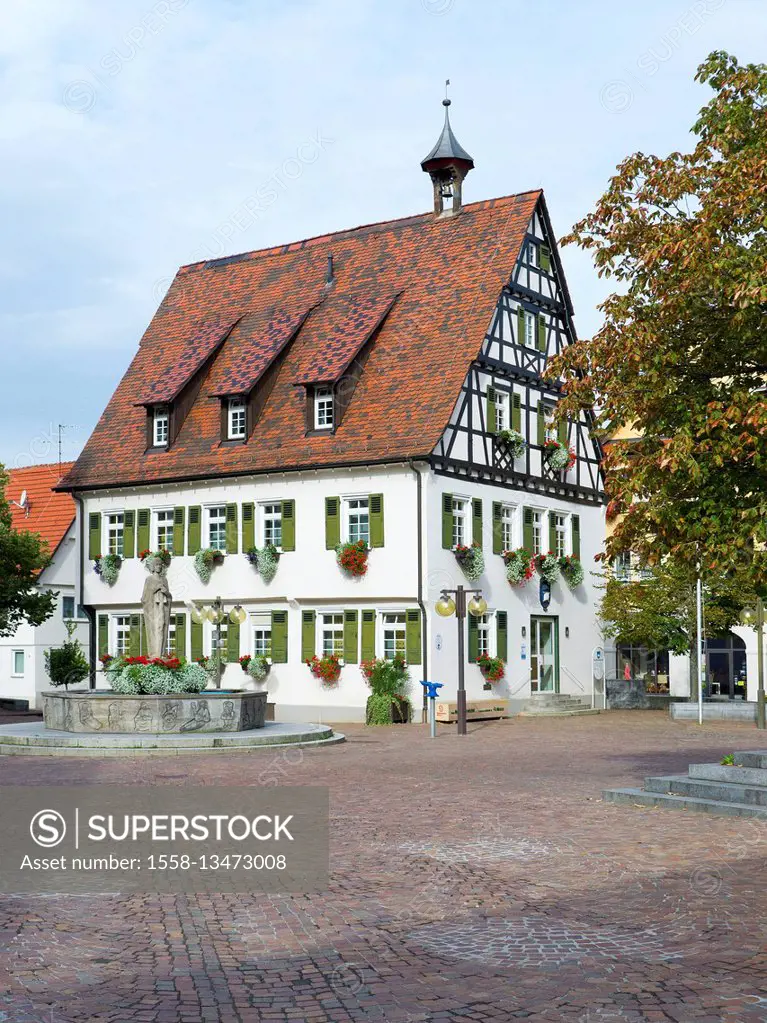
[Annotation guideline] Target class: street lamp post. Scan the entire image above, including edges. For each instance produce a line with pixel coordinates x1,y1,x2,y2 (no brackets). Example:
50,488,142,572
436,585,487,735
189,596,246,690
740,595,766,730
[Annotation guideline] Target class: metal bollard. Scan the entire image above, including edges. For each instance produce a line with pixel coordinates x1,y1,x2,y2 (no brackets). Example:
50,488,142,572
420,681,444,739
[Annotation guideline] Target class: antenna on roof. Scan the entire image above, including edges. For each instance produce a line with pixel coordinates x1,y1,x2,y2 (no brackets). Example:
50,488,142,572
11,490,31,517
57,424,74,475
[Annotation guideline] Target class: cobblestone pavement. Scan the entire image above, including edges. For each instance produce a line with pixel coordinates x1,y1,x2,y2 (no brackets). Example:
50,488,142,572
0,711,766,1022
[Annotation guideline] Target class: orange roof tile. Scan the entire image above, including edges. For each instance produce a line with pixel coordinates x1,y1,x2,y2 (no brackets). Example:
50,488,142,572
60,190,542,491
5,463,76,555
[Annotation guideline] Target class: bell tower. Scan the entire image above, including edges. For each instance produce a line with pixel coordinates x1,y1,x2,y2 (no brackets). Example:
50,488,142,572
421,83,475,216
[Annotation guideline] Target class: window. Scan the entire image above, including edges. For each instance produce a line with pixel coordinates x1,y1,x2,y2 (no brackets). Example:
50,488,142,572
500,504,516,551
524,311,536,348
345,497,370,545
114,615,131,656
206,506,227,550
207,621,228,657
154,509,174,552
314,386,334,430
476,614,491,657
494,391,510,433
261,504,283,548
614,552,632,582
542,403,557,442
452,498,468,548
382,613,407,660
553,513,568,558
527,241,538,267
12,650,25,676
167,618,177,657
321,613,344,657
62,597,86,620
531,510,543,556
107,513,124,557
251,612,272,659
153,407,169,447
227,398,246,440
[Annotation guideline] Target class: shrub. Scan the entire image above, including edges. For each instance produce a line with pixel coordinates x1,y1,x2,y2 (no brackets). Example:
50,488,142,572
44,628,90,690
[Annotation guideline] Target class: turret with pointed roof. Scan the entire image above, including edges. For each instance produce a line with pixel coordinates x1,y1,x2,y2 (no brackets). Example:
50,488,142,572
421,88,474,215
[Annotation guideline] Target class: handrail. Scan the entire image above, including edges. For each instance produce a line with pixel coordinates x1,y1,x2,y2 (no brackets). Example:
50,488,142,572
508,672,531,697
559,665,586,692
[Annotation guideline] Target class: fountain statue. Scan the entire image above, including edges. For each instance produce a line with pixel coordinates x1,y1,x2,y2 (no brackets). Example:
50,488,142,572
141,555,172,658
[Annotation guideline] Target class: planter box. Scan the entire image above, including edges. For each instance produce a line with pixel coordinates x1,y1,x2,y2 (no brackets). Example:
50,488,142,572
435,699,509,723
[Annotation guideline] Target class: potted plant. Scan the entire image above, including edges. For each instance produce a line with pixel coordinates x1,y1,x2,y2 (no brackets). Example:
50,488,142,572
454,542,484,581
94,553,123,585
559,554,584,588
543,439,576,472
362,654,411,724
534,551,560,583
336,540,369,577
194,548,223,583
496,429,526,458
477,652,505,690
246,543,281,583
139,548,172,572
502,547,534,586
307,654,342,687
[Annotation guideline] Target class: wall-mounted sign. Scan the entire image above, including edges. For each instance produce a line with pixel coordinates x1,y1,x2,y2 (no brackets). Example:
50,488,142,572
539,579,551,611
521,644,527,660
435,634,443,652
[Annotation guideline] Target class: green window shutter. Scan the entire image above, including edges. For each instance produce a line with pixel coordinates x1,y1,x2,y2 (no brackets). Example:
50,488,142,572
136,510,150,555
406,609,422,665
468,614,478,663
271,611,288,663
361,611,376,662
517,306,526,346
325,497,340,549
497,611,508,661
540,244,551,272
537,407,547,446
174,613,186,659
190,619,203,661
281,500,295,552
242,503,255,551
572,515,581,559
486,386,497,434
226,617,240,663
98,614,109,658
558,417,569,447
188,506,201,555
129,614,141,657
226,504,238,554
369,494,384,548
512,393,522,432
492,502,503,555
123,510,136,559
88,513,101,560
523,508,534,552
549,513,558,555
343,610,359,664
173,507,185,557
537,314,547,352
301,610,316,661
472,499,483,547
442,493,453,549
140,616,148,656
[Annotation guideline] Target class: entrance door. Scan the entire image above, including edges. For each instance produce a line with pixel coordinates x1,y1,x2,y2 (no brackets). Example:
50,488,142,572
530,617,559,693
705,634,747,700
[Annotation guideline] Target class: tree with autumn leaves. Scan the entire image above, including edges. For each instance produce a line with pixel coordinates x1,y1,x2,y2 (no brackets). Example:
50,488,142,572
550,52,767,594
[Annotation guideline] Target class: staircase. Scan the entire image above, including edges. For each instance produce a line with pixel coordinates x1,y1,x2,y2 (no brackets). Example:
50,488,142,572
603,749,767,819
519,693,600,717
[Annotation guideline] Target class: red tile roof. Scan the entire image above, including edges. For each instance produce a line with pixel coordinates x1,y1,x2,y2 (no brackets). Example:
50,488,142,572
4,463,75,556
60,190,542,491
135,316,240,405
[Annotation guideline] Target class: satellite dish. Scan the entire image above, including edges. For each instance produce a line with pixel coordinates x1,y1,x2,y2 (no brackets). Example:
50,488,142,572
19,490,28,508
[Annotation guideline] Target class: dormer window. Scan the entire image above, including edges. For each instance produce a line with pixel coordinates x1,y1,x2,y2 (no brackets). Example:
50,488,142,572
227,398,246,440
527,241,538,267
153,406,169,447
314,386,334,430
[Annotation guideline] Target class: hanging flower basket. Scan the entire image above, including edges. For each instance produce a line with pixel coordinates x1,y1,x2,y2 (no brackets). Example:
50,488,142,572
194,548,223,584
336,541,369,577
454,543,484,581
477,653,505,687
496,429,526,458
559,555,584,588
534,552,560,583
306,654,342,687
502,547,534,586
543,439,576,472
246,544,280,583
248,655,270,683
139,549,171,572
94,553,122,585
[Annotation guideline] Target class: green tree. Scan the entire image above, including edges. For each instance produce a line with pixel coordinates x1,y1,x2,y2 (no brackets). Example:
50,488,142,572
599,562,755,695
0,465,57,635
44,622,91,690
550,52,767,585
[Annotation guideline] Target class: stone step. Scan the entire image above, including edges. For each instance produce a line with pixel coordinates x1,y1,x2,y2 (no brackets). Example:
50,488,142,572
688,763,767,787
602,787,767,820
644,774,767,807
520,708,601,717
733,750,767,770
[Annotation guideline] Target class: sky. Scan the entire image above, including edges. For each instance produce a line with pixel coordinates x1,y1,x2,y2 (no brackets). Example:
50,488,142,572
0,0,762,468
